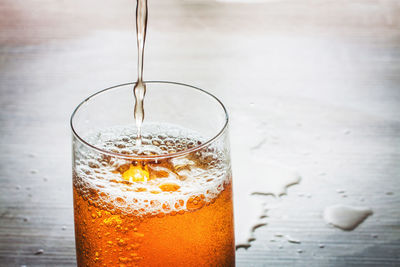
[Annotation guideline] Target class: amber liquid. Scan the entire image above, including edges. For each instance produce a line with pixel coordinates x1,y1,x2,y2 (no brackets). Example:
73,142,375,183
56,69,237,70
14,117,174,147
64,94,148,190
73,179,235,266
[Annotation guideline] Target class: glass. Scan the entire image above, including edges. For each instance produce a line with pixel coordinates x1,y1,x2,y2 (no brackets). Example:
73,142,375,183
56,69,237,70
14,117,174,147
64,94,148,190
70,81,235,266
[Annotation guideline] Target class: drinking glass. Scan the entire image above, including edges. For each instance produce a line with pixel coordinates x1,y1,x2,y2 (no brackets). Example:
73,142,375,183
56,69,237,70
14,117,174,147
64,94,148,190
70,81,235,266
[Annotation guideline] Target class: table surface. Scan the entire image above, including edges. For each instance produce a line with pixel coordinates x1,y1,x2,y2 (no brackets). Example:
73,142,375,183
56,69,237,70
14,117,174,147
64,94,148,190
1,0,399,266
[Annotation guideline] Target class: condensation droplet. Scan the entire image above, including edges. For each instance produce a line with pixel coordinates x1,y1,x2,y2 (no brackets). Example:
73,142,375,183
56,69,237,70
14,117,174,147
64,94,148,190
286,235,301,244
34,249,44,255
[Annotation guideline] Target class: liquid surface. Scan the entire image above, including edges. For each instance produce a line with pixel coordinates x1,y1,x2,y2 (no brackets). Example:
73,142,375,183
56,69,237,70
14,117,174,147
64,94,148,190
73,124,235,266
323,205,373,231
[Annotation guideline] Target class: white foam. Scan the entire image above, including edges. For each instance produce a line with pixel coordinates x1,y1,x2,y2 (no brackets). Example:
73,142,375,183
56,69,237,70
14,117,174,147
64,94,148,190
73,123,231,216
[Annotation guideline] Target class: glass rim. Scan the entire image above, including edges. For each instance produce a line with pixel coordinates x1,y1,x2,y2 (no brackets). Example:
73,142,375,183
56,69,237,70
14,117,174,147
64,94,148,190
70,81,229,160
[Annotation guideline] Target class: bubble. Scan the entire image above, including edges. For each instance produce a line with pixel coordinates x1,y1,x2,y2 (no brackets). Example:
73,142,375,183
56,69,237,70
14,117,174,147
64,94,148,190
88,160,100,169
159,183,180,192
115,142,126,149
115,197,126,206
164,139,175,146
152,139,161,146
157,134,167,140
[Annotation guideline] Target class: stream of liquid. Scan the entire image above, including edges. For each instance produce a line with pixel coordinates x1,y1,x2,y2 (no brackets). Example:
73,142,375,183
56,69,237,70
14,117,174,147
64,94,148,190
133,0,148,146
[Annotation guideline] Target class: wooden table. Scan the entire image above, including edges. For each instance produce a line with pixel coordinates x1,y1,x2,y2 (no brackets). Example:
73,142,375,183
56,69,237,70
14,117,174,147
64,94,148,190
0,0,399,266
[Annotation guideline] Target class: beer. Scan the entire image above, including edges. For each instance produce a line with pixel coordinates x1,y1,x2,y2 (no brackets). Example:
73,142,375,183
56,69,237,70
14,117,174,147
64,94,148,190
72,123,235,266
133,0,148,146
72,1,235,265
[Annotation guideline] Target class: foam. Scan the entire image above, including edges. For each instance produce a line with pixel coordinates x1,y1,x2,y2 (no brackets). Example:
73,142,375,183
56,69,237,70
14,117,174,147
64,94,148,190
73,123,230,216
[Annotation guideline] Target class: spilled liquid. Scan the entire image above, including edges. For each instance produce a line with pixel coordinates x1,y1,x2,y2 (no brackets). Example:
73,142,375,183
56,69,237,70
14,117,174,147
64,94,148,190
230,112,302,248
323,205,373,231
133,0,148,146
233,156,301,247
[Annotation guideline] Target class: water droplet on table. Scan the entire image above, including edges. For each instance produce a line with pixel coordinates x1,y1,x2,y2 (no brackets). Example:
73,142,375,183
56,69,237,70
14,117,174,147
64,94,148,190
34,249,44,255
323,205,373,230
286,235,301,244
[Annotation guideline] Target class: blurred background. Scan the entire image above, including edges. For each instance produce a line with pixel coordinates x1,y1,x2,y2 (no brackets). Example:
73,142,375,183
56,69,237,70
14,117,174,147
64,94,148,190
1,0,399,266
